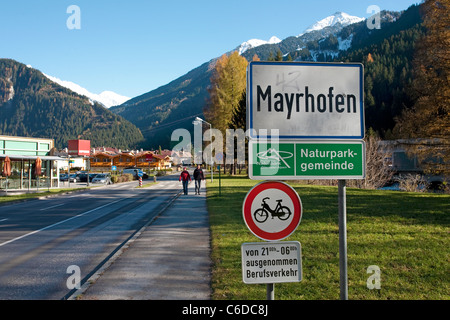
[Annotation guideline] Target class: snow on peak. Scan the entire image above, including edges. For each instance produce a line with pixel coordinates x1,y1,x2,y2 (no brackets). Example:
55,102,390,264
268,36,281,44
238,36,281,55
97,91,131,108
44,74,130,108
300,12,364,36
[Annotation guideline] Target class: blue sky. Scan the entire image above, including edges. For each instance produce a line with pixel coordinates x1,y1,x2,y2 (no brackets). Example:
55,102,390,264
0,0,420,98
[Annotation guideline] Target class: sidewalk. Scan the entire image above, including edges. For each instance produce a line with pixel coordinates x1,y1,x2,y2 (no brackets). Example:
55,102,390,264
75,181,211,300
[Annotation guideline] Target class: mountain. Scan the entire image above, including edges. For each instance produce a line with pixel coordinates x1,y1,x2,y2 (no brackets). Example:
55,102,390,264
237,36,282,55
43,74,130,108
111,5,422,148
236,12,364,57
111,60,212,150
300,12,364,36
0,59,143,149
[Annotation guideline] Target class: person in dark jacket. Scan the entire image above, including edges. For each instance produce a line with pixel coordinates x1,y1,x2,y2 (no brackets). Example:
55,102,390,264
193,164,205,195
179,167,191,195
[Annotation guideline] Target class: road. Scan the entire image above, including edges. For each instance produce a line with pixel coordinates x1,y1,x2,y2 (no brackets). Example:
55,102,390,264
0,174,181,300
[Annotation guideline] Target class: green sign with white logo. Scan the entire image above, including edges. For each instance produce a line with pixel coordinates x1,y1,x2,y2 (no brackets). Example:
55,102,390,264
249,140,365,180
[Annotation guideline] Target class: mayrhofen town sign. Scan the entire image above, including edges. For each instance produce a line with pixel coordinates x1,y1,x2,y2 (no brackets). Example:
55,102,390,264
244,61,366,300
247,61,364,140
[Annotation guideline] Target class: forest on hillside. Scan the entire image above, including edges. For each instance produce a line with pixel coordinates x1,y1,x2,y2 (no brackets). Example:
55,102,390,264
0,59,144,149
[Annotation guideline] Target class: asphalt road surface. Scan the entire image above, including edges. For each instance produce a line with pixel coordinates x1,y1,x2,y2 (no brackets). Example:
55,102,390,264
0,174,181,299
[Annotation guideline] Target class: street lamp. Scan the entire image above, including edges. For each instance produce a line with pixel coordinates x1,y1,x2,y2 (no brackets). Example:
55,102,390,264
192,117,213,182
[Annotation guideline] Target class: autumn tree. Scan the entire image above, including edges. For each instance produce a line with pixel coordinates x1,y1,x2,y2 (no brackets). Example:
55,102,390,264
204,51,248,172
394,0,450,175
205,51,248,134
229,54,260,132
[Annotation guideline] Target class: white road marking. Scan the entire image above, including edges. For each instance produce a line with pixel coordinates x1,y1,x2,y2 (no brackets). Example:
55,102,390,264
39,203,66,211
0,198,126,248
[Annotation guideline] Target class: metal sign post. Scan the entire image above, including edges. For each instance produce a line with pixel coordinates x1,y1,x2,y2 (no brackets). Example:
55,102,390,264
267,284,274,300
338,180,348,300
218,165,221,196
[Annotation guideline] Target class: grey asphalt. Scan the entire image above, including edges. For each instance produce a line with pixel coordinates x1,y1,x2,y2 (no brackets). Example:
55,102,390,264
73,180,211,300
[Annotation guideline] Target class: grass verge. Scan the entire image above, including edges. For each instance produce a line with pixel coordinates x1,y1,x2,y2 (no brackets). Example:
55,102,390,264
206,175,449,300
0,188,90,204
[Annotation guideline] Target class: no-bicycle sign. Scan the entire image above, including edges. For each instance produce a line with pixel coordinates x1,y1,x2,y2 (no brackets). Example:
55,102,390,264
242,181,302,241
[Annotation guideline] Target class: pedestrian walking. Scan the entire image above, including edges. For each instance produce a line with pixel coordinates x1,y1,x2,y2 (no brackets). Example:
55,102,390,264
179,167,191,195
193,164,205,195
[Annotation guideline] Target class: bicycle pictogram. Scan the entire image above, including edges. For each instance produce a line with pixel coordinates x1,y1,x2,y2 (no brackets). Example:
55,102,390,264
253,197,292,223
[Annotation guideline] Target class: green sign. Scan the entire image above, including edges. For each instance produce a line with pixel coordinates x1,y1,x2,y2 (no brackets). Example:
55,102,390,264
249,140,365,180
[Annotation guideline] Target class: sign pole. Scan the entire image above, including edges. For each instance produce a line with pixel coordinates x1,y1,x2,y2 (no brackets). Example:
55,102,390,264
68,155,71,188
338,179,348,300
218,165,221,196
267,283,274,300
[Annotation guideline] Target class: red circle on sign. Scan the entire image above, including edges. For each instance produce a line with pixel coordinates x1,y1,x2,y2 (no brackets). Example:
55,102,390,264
242,181,302,241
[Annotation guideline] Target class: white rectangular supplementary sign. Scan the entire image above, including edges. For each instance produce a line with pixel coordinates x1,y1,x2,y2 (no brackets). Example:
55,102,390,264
247,61,365,140
242,241,302,284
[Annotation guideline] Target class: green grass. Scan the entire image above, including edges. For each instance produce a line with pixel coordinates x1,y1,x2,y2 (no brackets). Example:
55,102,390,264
206,175,450,300
0,188,90,204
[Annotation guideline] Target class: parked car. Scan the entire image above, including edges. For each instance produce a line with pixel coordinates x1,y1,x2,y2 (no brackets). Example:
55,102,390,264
91,173,112,185
76,172,97,183
60,173,77,182
123,168,148,180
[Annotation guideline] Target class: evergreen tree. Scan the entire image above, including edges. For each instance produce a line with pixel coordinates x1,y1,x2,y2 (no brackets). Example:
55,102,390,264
230,91,246,131
275,50,283,61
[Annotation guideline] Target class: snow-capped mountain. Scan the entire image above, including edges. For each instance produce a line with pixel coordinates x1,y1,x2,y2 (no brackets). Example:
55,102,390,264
237,36,281,55
43,74,130,108
299,12,364,36
237,12,363,56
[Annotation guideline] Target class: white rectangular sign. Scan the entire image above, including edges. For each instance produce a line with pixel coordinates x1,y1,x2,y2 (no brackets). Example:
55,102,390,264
247,61,364,140
242,241,302,284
